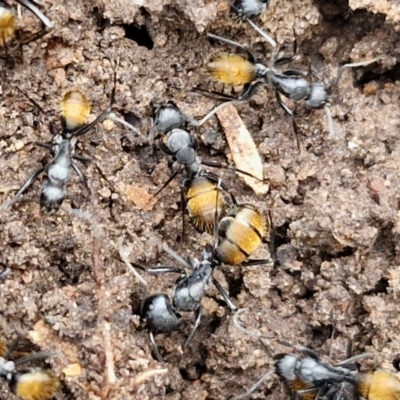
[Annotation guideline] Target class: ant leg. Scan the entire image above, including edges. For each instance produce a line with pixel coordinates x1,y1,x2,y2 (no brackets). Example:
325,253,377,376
17,0,53,28
239,81,264,100
16,87,47,114
341,57,382,70
149,332,164,363
207,32,248,50
0,269,11,280
0,166,45,212
275,91,300,150
282,69,308,77
244,17,277,48
275,91,294,117
199,172,238,206
291,117,301,151
274,38,299,66
15,350,58,367
230,370,275,400
35,141,53,150
118,239,148,286
278,341,321,360
265,209,277,265
151,167,182,199
158,140,175,156
212,176,223,246
180,185,186,240
241,259,270,266
71,161,88,186
211,277,237,311
191,87,239,102
324,105,335,140
72,108,111,138
183,308,202,349
73,154,91,163
147,267,185,275
201,159,265,183
159,241,192,269
335,353,373,366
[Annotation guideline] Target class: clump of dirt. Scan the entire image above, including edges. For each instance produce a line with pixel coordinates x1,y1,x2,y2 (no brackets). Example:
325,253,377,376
1,0,400,399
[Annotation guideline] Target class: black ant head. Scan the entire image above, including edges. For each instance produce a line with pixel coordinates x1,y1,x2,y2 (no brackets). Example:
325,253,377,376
140,294,183,333
153,102,185,135
305,83,330,109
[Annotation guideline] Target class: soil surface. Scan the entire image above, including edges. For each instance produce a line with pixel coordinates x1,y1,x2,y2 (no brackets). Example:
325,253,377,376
1,0,400,399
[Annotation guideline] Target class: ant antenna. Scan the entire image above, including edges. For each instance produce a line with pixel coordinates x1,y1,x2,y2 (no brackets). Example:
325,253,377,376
331,56,382,90
326,56,381,139
196,100,246,127
108,112,147,141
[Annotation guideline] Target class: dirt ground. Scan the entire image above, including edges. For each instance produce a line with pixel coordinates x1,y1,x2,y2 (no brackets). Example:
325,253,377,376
1,0,400,399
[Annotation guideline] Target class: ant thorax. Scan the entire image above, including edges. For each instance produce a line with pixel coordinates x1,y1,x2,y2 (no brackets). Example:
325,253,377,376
172,260,213,312
154,104,185,134
48,139,74,183
167,128,202,175
270,72,311,101
297,357,349,385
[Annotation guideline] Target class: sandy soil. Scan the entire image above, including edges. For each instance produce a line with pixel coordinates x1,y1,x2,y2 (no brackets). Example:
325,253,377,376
1,0,400,399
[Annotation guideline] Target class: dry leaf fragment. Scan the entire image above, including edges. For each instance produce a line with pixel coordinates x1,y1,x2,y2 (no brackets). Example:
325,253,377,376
63,363,82,377
216,104,269,194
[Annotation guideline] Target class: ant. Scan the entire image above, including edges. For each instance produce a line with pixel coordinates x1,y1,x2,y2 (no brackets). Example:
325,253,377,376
202,32,380,142
230,340,399,400
151,102,267,235
0,0,52,47
0,336,60,400
140,241,237,363
0,63,119,212
141,185,272,361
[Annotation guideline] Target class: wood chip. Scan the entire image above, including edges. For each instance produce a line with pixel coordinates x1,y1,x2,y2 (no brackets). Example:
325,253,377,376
216,104,269,194
134,368,168,386
63,363,82,377
125,185,157,211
